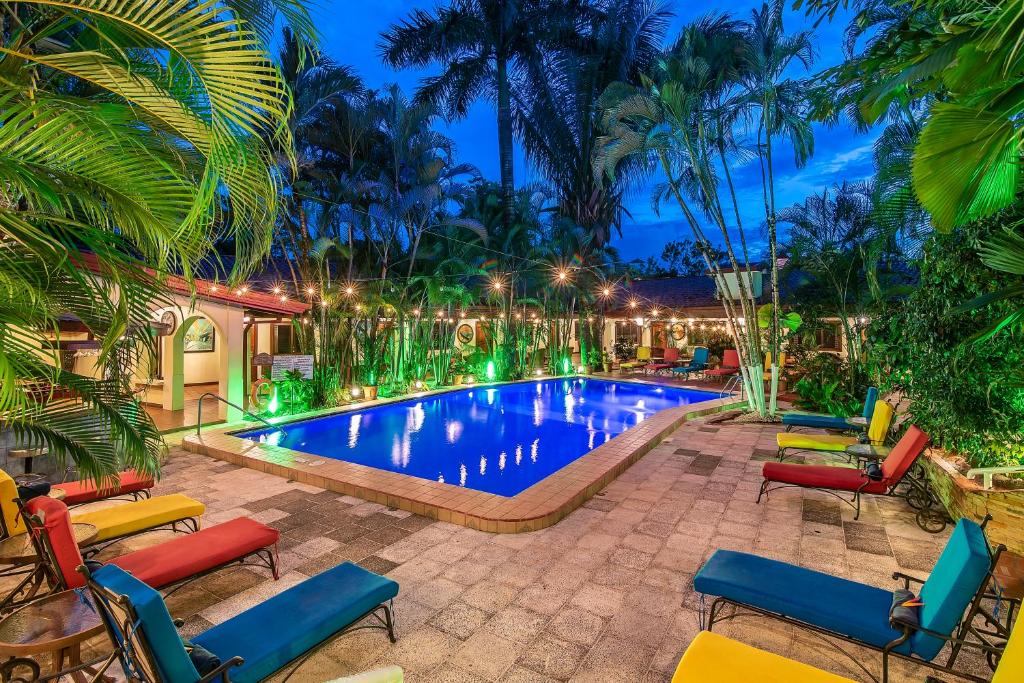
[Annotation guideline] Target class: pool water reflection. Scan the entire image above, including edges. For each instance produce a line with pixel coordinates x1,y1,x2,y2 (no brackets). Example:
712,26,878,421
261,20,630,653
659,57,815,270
238,379,719,497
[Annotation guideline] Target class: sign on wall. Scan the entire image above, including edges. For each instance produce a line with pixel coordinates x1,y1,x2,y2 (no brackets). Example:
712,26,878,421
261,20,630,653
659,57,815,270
270,354,314,380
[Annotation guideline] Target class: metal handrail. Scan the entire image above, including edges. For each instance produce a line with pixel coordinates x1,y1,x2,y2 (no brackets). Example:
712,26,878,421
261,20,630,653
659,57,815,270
195,392,283,436
721,375,744,399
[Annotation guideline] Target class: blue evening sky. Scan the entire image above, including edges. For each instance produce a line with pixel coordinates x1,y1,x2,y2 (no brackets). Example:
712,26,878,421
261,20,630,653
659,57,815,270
311,1,876,263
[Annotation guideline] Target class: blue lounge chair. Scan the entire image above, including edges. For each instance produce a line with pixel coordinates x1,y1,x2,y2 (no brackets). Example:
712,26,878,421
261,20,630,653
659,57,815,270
83,561,399,683
781,386,878,432
671,347,709,379
693,517,1002,683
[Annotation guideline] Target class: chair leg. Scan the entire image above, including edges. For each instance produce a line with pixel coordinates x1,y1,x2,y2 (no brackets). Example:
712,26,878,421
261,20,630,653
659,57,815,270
777,447,786,462
756,480,768,504
854,492,861,520
382,603,397,643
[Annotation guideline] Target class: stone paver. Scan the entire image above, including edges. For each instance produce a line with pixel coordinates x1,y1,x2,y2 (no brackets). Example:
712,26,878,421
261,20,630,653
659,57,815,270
12,415,999,682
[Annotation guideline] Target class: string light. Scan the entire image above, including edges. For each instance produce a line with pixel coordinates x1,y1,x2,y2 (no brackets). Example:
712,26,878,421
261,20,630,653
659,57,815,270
210,285,219,293
413,308,421,316
272,286,281,294
305,287,315,296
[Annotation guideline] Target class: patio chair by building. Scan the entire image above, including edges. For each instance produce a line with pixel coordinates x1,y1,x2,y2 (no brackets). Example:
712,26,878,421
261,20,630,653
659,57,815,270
693,517,1003,683
775,399,894,461
704,349,739,381
23,496,279,597
82,560,399,683
670,347,709,379
58,470,154,506
619,346,651,371
781,387,878,433
645,347,680,375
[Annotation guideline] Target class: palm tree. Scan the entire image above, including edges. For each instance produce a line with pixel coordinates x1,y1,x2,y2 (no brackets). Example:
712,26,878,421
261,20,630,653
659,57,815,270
515,0,672,245
740,0,815,414
380,0,587,230
1,0,311,482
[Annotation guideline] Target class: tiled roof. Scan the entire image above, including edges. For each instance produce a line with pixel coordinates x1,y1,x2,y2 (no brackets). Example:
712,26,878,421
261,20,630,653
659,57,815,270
605,274,770,316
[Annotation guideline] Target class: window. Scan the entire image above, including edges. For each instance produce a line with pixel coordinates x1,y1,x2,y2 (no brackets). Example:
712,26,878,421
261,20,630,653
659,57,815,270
274,324,297,354
615,320,639,346
815,324,840,351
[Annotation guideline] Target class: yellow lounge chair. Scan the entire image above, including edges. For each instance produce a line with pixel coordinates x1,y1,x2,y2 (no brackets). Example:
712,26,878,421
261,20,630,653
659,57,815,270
0,469,204,546
672,631,855,683
619,346,651,371
763,352,786,381
776,400,893,460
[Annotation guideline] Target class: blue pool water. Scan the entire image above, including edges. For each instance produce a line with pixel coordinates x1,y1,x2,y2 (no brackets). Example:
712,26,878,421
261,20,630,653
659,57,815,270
237,379,719,497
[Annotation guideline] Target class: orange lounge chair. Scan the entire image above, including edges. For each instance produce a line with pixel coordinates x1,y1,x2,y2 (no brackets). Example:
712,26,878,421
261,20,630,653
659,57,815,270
57,469,154,506
705,349,740,380
646,347,681,374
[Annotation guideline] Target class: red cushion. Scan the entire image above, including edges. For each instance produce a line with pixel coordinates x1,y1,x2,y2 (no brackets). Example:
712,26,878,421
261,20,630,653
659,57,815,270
59,470,154,505
109,517,279,589
762,462,889,494
705,367,738,376
25,497,86,589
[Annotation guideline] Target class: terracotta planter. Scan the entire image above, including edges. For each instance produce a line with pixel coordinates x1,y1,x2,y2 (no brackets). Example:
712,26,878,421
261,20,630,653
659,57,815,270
922,448,1024,555
452,374,464,385
602,363,611,373
361,385,379,401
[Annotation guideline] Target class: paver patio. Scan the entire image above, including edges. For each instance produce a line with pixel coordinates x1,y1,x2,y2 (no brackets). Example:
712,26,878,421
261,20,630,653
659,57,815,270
57,415,991,682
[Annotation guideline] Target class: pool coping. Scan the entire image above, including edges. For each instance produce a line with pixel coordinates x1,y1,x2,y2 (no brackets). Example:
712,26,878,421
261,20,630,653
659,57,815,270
182,378,745,533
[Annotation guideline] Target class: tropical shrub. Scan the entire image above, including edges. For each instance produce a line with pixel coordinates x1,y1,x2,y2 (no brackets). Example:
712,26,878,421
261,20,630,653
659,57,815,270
869,209,1024,468
792,353,866,417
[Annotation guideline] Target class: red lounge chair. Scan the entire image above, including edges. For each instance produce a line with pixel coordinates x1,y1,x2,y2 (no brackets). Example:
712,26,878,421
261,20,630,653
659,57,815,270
25,496,280,596
704,349,740,380
57,469,154,506
757,426,933,523
645,347,680,374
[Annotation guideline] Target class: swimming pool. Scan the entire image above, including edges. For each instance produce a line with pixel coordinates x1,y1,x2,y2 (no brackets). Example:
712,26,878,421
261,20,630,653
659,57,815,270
237,379,720,497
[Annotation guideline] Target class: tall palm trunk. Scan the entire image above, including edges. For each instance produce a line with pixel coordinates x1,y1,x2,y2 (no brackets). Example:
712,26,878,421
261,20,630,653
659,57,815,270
762,106,782,416
496,51,515,232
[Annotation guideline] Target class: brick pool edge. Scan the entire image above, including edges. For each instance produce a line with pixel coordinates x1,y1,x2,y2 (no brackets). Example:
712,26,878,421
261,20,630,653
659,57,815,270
182,389,744,533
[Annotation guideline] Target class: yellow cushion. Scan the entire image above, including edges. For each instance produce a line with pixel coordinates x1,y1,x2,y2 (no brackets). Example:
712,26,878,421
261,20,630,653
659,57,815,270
865,400,894,445
72,494,204,542
993,615,1023,683
777,433,858,452
0,469,26,536
673,631,856,683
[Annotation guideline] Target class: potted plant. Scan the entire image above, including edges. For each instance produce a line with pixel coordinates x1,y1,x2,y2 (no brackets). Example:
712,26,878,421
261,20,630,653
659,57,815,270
600,349,613,373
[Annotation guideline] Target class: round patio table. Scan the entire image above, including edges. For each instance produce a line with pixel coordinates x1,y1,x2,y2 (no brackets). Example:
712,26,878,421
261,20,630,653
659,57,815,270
0,589,107,683
0,524,97,565
49,488,67,502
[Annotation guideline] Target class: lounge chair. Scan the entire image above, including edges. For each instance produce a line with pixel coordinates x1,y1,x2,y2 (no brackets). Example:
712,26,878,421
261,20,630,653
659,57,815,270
83,559,399,683
782,387,878,433
619,346,651,371
704,349,740,381
760,425,934,522
672,589,1024,682
58,469,154,506
646,347,680,374
0,469,202,548
776,399,893,461
694,516,1003,683
762,352,787,381
23,496,279,596
671,347,709,379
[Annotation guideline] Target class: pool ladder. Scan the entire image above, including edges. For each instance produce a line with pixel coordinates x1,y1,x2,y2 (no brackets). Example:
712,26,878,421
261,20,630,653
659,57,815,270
720,375,744,399
195,392,286,437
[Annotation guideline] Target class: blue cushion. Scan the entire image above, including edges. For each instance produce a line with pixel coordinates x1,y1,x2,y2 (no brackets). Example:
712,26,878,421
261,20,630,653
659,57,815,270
694,550,910,654
862,387,879,420
91,565,200,683
192,562,399,683
781,413,858,430
912,519,991,660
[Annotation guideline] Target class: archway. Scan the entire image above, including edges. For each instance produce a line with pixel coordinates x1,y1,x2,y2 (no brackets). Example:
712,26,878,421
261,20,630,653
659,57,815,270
162,310,227,413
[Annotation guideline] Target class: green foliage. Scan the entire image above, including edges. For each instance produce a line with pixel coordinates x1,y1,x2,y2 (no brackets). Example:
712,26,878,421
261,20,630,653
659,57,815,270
869,208,1024,467
793,353,865,417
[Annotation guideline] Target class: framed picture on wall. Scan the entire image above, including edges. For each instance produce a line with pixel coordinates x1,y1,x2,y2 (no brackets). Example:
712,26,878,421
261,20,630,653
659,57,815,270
671,323,686,341
184,318,215,353
456,323,474,344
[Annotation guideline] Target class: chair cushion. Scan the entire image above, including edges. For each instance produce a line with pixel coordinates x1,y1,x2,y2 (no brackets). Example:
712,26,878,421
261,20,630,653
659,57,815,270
91,564,201,683
110,517,279,589
694,549,909,653
776,433,858,452
25,496,86,589
762,462,889,494
705,367,738,376
193,562,399,683
781,413,859,431
993,611,1023,683
72,494,205,542
60,470,154,505
0,469,26,536
672,631,856,683
912,519,992,660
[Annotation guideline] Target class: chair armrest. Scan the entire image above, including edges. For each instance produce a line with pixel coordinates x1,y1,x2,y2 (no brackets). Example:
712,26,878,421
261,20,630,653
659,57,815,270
198,656,244,683
892,571,925,588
